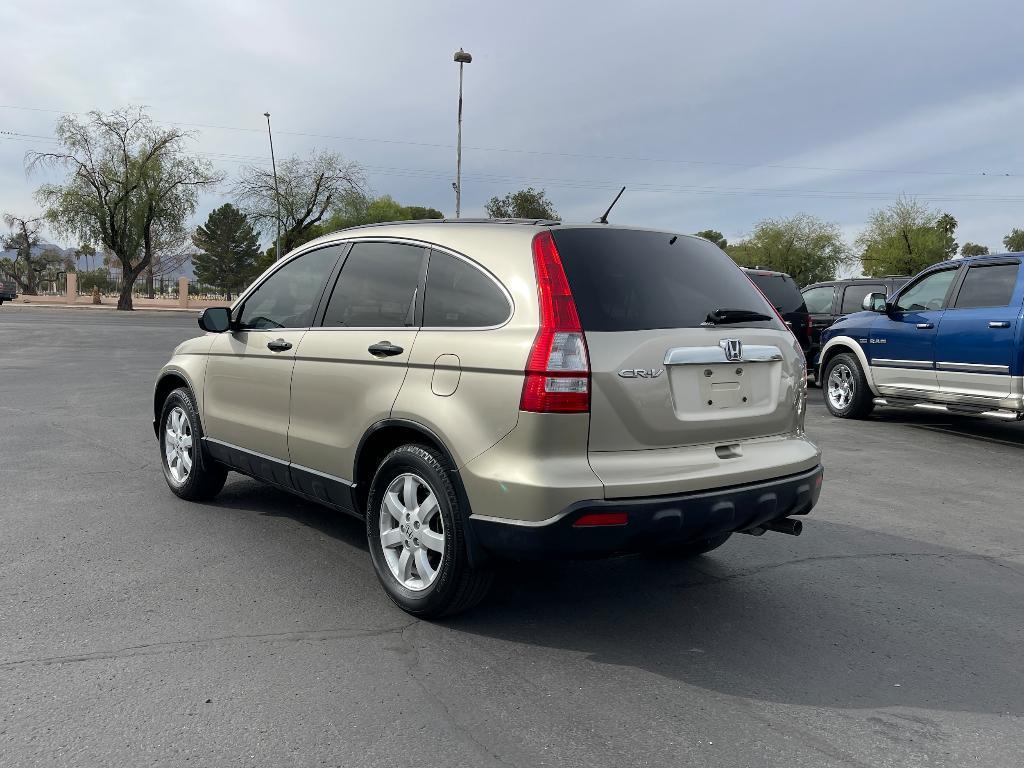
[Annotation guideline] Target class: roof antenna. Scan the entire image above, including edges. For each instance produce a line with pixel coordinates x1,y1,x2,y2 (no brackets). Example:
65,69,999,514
594,186,626,224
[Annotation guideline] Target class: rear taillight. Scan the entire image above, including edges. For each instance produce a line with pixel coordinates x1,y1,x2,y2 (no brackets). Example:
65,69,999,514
520,231,590,413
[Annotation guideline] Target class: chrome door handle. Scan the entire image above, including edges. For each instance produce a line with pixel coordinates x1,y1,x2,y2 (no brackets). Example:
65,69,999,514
989,321,1011,329
266,338,292,352
915,323,933,329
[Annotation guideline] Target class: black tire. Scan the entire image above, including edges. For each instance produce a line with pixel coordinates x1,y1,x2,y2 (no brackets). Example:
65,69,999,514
366,445,492,618
822,352,875,419
645,532,732,558
159,387,228,501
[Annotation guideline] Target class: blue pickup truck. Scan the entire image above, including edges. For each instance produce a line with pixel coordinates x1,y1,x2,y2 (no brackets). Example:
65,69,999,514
818,253,1023,421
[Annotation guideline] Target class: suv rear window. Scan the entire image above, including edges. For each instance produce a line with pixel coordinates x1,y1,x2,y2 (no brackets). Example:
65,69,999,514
551,228,781,332
744,271,807,314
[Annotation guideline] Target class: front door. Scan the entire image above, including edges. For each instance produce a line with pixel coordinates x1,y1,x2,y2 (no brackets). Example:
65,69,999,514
935,260,1022,400
869,266,960,395
203,246,344,477
287,241,426,502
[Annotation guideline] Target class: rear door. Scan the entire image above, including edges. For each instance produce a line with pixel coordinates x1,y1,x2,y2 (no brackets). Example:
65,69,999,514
551,228,804,452
867,266,960,395
934,260,1022,400
286,240,425,501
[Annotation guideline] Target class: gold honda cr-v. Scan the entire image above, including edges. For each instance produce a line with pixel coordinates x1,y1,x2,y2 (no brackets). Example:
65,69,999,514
154,220,822,616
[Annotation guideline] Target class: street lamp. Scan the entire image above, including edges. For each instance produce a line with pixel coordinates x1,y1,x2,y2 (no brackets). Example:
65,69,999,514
453,48,472,218
263,112,284,261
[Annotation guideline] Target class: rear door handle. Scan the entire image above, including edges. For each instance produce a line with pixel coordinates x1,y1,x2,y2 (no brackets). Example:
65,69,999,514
915,323,934,330
368,341,404,357
267,339,292,352
989,321,1011,329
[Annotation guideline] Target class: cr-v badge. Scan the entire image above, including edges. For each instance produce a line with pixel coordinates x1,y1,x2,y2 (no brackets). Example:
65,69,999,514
618,368,664,378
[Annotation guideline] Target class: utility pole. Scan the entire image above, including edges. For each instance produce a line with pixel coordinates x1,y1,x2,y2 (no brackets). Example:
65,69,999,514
453,48,472,218
264,112,283,260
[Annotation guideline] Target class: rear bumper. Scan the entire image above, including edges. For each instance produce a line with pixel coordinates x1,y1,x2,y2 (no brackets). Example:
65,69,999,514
470,464,823,558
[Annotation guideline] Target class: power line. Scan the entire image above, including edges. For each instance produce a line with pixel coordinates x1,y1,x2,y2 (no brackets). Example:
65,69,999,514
0,102,1019,179
5,132,1024,205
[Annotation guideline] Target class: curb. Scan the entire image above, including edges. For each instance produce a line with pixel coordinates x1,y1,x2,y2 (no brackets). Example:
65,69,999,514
2,302,209,313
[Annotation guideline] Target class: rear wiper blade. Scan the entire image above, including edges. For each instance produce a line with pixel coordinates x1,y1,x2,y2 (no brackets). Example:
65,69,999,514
703,308,773,326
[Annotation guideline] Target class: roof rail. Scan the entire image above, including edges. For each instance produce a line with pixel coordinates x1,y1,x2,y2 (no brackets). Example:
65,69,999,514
337,217,561,232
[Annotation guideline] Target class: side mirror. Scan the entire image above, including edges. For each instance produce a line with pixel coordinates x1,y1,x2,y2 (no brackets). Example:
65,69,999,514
198,306,232,333
862,292,887,313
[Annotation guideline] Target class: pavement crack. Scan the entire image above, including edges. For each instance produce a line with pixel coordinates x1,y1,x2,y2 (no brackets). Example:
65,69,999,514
395,622,514,768
0,623,416,671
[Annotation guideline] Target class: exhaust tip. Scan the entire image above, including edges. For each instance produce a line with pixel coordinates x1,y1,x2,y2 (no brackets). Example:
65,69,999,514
765,517,802,536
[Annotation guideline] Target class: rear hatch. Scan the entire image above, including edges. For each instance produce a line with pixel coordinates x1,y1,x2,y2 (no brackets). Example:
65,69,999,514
551,227,804,452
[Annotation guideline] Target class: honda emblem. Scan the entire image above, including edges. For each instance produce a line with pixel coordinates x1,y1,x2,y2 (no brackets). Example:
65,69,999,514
719,338,742,362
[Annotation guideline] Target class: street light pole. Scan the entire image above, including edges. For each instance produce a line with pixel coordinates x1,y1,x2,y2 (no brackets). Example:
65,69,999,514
263,112,283,260
453,48,472,218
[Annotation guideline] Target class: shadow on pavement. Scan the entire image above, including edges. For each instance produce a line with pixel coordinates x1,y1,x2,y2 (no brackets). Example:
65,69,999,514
211,475,370,553
449,520,1024,716
196,472,1024,717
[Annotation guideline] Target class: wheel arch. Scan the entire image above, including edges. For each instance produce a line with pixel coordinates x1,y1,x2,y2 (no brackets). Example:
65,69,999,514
153,368,200,436
819,336,879,396
354,419,488,566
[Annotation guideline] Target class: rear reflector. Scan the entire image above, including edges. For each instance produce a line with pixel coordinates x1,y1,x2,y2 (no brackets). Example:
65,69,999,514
573,512,628,527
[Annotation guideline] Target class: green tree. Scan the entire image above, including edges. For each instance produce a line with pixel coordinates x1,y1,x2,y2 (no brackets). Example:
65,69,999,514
192,204,261,300
404,205,444,220
694,230,728,249
726,214,851,287
29,107,219,310
935,212,959,258
857,198,959,277
960,242,989,257
76,242,96,271
485,187,559,220
1003,228,1024,252
233,150,365,257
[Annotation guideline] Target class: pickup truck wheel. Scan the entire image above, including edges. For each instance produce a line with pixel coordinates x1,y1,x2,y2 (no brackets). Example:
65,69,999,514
366,445,493,618
823,353,874,419
159,387,228,500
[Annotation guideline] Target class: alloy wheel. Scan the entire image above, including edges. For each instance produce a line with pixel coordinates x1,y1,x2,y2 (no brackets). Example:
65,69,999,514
379,473,445,591
163,406,194,484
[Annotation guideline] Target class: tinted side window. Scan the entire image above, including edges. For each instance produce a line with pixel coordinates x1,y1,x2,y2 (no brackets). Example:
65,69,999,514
322,242,425,327
801,286,835,314
423,251,510,327
238,247,342,329
841,284,884,314
552,229,781,332
953,263,1020,309
894,269,958,312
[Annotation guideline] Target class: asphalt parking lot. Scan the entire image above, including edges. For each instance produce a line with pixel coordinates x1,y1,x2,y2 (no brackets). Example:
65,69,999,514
2,306,1022,768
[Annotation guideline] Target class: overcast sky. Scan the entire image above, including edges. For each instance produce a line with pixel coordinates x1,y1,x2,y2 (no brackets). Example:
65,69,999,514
2,0,1022,268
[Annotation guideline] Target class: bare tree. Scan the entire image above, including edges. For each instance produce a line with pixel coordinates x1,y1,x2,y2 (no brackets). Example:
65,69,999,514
28,107,220,310
0,214,55,295
233,150,365,256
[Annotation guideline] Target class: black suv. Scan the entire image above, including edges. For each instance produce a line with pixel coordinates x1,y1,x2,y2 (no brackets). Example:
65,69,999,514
742,268,811,353
0,280,17,305
800,276,909,371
